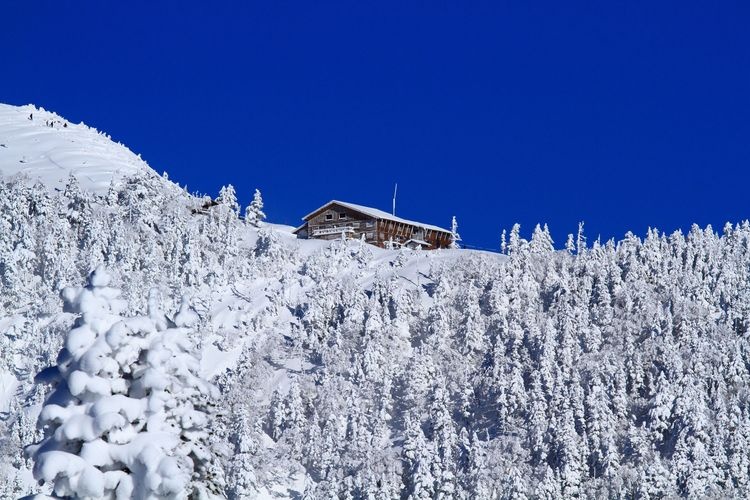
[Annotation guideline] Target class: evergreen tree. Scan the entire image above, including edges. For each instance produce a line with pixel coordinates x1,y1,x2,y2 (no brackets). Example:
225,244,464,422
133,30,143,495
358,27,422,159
27,267,225,499
245,188,266,227
450,216,461,249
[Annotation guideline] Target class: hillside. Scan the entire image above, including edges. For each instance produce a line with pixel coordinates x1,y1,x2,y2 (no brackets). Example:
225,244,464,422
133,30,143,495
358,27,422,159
1,103,750,499
0,103,154,193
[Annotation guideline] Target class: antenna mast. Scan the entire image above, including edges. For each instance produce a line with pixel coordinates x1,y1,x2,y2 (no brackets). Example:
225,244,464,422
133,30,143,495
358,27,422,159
392,183,398,216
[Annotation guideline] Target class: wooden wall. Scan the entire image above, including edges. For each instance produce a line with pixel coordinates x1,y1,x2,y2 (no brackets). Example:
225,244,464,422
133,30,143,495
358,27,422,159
375,219,452,249
305,203,378,242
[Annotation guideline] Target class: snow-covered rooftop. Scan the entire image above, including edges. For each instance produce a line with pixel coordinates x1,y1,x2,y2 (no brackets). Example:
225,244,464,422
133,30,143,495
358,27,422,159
303,200,451,234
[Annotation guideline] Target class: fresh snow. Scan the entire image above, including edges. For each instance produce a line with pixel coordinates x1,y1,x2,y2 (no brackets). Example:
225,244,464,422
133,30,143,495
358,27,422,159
200,341,244,379
0,371,17,414
0,103,154,193
2,102,750,499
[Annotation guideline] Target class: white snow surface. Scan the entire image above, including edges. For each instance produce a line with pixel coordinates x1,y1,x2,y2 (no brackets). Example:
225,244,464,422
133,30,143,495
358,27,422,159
3,101,750,499
0,101,507,499
0,370,17,414
0,103,154,193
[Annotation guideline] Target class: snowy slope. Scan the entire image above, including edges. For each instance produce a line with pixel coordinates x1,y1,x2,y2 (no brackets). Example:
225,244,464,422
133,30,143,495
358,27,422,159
0,103,154,193
0,102,516,498
4,102,749,499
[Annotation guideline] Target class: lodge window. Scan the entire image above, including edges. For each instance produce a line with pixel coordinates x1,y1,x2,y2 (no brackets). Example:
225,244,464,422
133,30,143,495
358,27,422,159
325,213,333,221
366,221,374,228
339,213,347,219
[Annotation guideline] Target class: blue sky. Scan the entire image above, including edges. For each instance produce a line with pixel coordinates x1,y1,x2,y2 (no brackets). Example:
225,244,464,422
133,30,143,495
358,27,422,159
2,1,749,249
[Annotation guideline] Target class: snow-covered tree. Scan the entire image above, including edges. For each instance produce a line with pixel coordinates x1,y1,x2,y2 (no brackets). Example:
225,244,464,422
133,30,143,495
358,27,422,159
216,184,240,216
26,267,225,499
450,216,461,249
403,413,436,499
244,188,266,227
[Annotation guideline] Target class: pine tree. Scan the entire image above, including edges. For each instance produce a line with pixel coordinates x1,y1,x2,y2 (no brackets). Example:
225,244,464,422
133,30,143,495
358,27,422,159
245,188,266,227
301,472,316,500
457,285,484,354
403,413,436,500
216,184,240,216
450,216,461,249
429,381,458,498
530,223,554,256
27,267,225,499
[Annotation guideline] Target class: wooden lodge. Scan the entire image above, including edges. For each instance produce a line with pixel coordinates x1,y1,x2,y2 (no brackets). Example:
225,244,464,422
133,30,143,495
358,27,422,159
293,200,453,250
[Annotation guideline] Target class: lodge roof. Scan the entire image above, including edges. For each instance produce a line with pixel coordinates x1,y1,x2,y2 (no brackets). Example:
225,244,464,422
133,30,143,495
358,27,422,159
301,200,451,234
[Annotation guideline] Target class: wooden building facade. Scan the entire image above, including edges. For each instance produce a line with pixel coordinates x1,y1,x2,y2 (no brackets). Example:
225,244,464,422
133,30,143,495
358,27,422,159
293,200,453,250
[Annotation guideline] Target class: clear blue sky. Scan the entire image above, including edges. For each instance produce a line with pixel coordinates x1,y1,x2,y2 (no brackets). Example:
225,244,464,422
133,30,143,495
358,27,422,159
2,1,749,249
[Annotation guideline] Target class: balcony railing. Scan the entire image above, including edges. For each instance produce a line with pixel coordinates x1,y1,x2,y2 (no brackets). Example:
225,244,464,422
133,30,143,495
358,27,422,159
311,225,356,237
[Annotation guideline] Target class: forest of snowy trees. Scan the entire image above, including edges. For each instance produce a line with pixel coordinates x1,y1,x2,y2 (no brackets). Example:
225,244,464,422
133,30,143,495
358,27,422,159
1,168,750,499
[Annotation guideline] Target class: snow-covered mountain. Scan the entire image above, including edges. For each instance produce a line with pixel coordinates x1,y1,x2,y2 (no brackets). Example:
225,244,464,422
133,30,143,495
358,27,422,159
1,103,750,499
0,104,154,194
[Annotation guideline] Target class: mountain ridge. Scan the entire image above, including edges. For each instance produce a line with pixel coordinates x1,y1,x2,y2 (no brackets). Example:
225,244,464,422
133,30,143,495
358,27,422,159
0,103,158,194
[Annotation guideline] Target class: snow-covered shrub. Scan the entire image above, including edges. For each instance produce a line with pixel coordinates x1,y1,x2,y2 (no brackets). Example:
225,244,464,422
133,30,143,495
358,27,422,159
27,266,225,499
